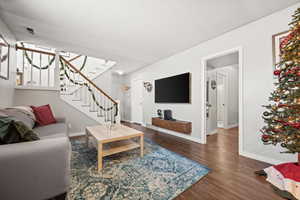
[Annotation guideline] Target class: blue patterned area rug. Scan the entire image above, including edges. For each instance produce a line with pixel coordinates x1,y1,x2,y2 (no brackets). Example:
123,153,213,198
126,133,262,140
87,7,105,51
68,138,210,200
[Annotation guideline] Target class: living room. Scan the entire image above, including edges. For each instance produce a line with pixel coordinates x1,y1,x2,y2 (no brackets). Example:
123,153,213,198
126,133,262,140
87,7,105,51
1,1,300,200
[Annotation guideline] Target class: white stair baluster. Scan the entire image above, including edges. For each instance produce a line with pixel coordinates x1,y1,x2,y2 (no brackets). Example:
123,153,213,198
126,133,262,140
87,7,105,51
39,53,42,86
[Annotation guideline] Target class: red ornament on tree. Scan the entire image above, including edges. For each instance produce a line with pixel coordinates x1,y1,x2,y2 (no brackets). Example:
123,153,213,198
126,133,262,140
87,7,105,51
261,135,270,142
274,70,281,76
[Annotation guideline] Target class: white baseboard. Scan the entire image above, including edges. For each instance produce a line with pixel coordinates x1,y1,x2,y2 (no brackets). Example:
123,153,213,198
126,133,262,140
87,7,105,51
226,123,238,129
146,124,202,144
239,151,285,165
69,132,85,138
207,129,218,135
141,123,146,127
121,120,133,123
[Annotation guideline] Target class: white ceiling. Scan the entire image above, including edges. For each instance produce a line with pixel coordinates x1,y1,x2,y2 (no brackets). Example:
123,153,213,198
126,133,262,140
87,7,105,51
0,0,298,74
207,52,239,69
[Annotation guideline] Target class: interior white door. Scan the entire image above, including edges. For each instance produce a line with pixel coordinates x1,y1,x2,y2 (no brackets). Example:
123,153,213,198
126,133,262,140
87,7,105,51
217,73,226,128
131,78,143,124
206,71,217,134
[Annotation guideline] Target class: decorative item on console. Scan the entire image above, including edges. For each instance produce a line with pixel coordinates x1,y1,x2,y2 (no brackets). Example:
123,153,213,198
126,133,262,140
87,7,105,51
164,110,175,121
121,85,130,92
143,81,153,92
157,109,162,119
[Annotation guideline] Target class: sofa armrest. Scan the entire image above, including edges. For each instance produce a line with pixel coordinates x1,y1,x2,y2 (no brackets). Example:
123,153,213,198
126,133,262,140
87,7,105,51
0,137,71,200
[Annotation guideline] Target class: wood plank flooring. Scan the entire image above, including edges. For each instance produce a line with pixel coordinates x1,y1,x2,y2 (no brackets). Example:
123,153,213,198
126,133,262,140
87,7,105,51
122,122,284,200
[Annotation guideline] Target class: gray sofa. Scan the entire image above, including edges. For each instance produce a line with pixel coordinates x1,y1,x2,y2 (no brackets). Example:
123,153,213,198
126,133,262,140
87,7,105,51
0,117,71,200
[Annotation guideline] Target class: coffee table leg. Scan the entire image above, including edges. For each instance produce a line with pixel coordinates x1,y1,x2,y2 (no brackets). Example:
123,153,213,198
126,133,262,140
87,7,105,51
140,135,144,157
98,142,103,172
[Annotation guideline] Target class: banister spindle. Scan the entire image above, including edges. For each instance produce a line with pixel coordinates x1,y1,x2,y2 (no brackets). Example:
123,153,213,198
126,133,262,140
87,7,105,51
39,53,42,86
79,84,83,101
97,93,100,117
110,102,114,123
22,51,25,86
104,97,107,122
30,51,33,85
83,83,88,106
48,55,50,87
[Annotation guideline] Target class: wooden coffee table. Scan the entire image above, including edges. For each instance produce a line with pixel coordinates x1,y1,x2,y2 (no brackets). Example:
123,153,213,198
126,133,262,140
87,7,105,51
85,124,144,172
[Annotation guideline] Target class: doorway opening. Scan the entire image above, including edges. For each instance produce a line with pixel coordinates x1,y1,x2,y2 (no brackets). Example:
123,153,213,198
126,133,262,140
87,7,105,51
201,47,243,153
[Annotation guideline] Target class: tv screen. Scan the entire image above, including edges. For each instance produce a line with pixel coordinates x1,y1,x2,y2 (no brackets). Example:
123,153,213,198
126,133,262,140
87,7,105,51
155,73,190,103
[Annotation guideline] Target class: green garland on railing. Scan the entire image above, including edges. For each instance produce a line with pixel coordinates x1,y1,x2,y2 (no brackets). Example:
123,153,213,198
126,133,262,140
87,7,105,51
60,58,116,114
0,54,8,63
21,43,55,70
21,43,87,72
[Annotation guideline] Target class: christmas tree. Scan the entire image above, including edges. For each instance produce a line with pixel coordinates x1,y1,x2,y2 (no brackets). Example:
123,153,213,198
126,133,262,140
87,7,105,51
261,8,300,164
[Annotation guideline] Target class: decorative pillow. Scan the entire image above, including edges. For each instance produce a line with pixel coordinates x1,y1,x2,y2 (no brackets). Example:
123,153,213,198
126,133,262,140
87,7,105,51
0,116,39,144
4,108,35,129
31,104,56,126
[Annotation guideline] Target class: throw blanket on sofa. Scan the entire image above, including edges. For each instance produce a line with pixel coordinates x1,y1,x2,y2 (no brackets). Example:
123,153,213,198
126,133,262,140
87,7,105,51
0,116,39,144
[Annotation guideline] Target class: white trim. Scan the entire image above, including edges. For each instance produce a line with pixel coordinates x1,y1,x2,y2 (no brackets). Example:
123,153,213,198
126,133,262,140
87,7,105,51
201,46,244,154
121,120,146,127
225,123,238,129
147,124,202,143
15,86,60,91
240,151,285,165
207,129,218,135
121,119,134,123
69,132,85,138
141,123,147,127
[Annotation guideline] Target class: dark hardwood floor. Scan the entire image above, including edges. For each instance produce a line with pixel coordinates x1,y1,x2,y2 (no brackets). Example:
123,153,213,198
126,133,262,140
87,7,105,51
122,122,283,200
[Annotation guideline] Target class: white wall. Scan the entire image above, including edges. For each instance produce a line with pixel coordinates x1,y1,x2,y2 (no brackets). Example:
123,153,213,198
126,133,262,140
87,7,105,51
0,17,16,107
124,3,300,164
93,69,122,99
93,68,124,116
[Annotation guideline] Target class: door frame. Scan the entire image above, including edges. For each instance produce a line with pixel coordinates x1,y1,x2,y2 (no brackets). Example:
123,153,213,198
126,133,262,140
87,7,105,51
130,77,143,124
200,46,244,154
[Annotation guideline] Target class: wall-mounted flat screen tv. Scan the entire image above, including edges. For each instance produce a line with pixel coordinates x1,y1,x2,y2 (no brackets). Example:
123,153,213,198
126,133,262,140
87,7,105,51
155,72,190,103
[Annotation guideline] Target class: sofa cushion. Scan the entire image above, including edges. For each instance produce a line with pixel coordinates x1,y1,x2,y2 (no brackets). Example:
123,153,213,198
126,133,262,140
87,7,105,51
34,123,67,139
2,108,35,129
31,104,56,126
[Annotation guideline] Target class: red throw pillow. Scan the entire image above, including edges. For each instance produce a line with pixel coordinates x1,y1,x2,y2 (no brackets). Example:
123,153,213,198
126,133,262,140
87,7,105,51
31,104,56,126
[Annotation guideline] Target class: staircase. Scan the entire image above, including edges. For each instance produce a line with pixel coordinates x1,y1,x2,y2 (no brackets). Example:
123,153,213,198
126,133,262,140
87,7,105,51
59,56,120,124
15,44,120,125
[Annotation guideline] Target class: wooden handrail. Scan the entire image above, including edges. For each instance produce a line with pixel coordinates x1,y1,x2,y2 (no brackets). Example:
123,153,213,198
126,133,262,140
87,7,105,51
60,56,117,104
16,45,55,56
68,55,82,62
